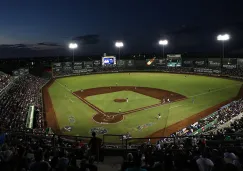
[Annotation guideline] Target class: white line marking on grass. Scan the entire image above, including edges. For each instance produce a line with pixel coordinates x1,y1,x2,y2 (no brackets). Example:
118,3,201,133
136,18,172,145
56,80,105,114
69,98,74,103
56,81,72,92
72,92,105,114
189,83,242,98
169,105,182,109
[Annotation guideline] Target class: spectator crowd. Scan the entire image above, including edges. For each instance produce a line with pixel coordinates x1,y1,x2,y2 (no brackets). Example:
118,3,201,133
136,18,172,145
0,74,47,130
0,72,12,91
172,99,243,137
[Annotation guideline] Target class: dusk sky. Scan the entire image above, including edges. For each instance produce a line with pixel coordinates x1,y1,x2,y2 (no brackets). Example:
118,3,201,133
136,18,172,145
0,0,243,58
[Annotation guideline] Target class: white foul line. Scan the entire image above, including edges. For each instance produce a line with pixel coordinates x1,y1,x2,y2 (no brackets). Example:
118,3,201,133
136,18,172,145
189,83,242,98
55,80,105,114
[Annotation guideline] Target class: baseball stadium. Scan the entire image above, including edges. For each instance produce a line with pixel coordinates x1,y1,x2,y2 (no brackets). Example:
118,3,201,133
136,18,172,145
2,1,243,170
1,55,243,170
42,56,243,143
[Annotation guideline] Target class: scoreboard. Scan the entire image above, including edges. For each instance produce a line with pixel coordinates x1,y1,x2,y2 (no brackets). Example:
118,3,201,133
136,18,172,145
167,54,182,67
102,56,116,66
73,62,83,74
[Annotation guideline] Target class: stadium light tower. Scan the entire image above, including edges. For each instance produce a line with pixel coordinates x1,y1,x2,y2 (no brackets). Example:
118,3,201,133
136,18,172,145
69,43,78,63
159,39,168,58
217,34,230,60
217,34,230,71
115,41,124,60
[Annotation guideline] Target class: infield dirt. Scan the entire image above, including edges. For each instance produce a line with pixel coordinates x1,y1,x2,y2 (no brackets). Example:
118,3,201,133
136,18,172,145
73,86,186,123
114,99,127,103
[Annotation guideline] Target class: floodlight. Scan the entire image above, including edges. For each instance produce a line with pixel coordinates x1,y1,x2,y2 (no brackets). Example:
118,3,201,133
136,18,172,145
115,42,124,48
68,43,78,62
217,34,230,41
159,40,168,45
69,43,78,49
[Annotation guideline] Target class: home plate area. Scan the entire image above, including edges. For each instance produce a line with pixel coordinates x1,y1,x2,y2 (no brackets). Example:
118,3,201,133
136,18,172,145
73,86,187,124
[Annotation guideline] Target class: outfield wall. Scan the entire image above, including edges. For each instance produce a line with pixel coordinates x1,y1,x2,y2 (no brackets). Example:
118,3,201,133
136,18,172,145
50,68,243,83
52,58,243,76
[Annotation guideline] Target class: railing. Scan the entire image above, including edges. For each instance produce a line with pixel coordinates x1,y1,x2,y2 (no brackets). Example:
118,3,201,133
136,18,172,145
4,130,243,155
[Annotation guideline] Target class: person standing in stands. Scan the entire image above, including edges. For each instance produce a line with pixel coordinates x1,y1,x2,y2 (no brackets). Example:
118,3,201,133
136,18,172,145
29,149,51,171
88,132,102,162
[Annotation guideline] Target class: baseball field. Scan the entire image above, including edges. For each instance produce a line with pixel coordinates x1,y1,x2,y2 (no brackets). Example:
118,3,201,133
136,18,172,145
43,72,243,142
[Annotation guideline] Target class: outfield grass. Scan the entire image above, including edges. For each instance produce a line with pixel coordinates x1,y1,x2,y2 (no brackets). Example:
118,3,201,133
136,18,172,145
48,73,242,140
86,91,160,113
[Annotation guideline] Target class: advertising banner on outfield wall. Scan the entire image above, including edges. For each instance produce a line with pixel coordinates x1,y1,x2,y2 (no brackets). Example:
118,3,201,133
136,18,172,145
125,60,134,67
167,54,181,58
73,62,83,70
193,59,207,67
155,59,167,66
63,66,72,71
52,63,62,68
73,62,82,66
117,60,126,67
63,62,72,71
237,58,243,68
54,68,61,72
222,58,237,69
63,62,72,67
73,66,83,70
194,68,221,74
83,61,93,69
146,58,156,67
208,58,221,68
93,60,101,67
167,58,182,67
72,69,87,74
182,59,193,67
135,60,146,66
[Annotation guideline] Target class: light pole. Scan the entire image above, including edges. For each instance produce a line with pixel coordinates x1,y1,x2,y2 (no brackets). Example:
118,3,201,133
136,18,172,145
159,40,168,58
115,41,124,61
217,34,230,70
69,43,78,63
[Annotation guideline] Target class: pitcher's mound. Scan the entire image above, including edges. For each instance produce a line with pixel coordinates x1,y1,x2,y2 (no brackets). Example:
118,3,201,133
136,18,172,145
93,112,124,124
114,99,126,103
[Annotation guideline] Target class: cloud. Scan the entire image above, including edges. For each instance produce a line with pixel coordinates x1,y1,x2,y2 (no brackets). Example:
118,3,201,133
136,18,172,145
72,34,100,44
32,42,62,50
0,42,65,58
37,42,61,47
0,42,62,51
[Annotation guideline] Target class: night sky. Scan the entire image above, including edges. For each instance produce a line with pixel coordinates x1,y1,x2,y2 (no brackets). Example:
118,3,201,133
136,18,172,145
0,0,243,58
